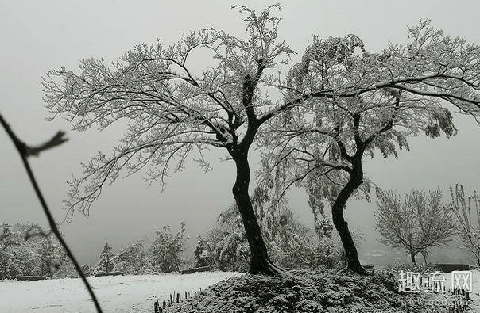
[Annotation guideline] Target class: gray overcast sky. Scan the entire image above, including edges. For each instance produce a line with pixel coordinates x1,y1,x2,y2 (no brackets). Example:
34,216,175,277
1,0,480,265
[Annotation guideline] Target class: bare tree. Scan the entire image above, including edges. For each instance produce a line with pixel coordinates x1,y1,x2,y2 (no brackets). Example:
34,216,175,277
260,20,480,274
375,188,455,264
449,184,480,266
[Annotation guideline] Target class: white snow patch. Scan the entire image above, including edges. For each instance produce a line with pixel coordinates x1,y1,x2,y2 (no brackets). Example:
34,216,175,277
0,272,243,313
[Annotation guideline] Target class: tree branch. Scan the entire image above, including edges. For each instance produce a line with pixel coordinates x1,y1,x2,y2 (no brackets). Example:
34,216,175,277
259,71,480,125
0,112,103,313
363,96,400,147
333,126,353,162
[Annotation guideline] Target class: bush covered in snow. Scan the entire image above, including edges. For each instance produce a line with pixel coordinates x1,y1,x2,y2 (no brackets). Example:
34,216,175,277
112,240,149,275
150,221,188,273
165,268,466,313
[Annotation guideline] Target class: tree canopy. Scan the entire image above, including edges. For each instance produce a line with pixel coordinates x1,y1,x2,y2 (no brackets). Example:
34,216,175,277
150,221,187,273
0,222,76,279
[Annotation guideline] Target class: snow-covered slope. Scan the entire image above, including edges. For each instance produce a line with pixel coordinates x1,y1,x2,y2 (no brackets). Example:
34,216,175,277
0,272,243,313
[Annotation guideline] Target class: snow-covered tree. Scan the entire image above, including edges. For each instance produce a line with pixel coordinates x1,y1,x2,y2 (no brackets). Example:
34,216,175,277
261,19,480,274
0,223,54,278
52,252,77,279
193,236,213,268
449,184,480,266
37,239,56,277
112,240,147,274
97,242,114,274
0,223,19,251
0,223,17,279
375,188,455,264
150,222,187,273
81,264,93,277
41,4,311,276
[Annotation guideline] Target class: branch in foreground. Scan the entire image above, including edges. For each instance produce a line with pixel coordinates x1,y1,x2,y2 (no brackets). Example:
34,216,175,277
0,111,103,313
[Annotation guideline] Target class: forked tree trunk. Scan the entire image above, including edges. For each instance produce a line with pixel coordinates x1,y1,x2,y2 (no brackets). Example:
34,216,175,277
232,155,281,276
331,156,367,275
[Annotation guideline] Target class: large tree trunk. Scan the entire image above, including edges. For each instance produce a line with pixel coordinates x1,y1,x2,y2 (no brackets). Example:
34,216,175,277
331,157,367,275
232,155,281,276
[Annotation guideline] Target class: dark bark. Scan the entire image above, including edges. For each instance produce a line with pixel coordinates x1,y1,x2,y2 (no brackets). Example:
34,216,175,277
329,114,397,275
422,252,427,264
216,71,280,276
331,155,367,275
232,152,281,276
411,253,416,264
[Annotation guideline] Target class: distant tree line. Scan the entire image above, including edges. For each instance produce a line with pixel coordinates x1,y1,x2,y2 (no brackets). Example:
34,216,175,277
84,193,358,276
4,183,478,281
86,222,188,276
0,221,189,279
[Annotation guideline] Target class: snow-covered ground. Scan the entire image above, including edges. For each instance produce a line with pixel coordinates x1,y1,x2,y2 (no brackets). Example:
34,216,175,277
1,270,479,313
0,272,243,313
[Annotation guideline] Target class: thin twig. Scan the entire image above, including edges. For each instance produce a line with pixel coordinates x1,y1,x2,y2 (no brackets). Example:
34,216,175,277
0,111,103,313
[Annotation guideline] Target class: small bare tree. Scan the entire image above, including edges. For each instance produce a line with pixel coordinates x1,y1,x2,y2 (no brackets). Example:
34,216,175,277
449,184,480,266
375,188,455,264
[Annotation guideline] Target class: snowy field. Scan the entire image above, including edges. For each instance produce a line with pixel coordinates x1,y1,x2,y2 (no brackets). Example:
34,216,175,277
0,272,243,313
